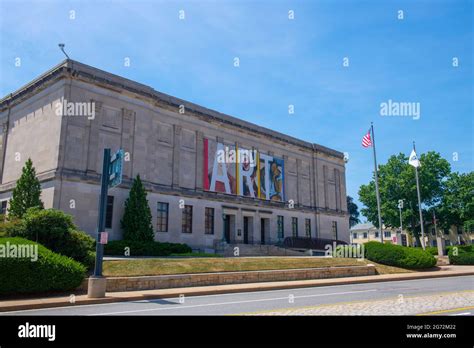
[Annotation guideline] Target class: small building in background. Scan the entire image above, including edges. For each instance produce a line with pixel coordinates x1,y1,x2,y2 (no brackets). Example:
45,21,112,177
350,222,409,246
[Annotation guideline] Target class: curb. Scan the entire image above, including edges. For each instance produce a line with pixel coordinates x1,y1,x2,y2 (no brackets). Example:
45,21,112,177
1,270,473,313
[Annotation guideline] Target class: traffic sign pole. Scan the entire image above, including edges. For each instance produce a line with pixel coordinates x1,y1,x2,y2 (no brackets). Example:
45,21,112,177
93,148,111,277
88,148,124,298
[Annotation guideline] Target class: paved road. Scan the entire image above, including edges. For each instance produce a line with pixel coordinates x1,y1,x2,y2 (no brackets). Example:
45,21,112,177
2,276,473,316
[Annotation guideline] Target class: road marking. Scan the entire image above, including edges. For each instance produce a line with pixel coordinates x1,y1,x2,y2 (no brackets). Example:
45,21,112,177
418,306,474,316
451,312,471,316
237,290,474,316
89,289,378,316
2,275,472,315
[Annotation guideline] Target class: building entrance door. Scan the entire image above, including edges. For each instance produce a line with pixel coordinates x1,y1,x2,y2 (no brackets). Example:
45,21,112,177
224,215,231,243
243,217,249,244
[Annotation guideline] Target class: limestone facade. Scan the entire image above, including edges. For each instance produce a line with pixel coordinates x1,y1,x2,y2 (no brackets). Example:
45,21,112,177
0,60,349,251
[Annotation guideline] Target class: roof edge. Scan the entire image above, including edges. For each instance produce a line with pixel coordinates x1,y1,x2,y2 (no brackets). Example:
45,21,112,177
0,59,344,159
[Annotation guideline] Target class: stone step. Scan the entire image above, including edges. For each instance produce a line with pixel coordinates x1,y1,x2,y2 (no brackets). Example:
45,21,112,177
436,256,450,266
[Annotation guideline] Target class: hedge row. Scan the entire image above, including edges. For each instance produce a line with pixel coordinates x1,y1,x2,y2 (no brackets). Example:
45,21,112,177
5,208,96,269
364,241,436,269
104,240,192,257
448,245,474,265
424,245,472,258
0,237,86,295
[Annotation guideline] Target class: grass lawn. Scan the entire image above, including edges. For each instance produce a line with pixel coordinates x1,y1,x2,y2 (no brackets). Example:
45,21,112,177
103,257,413,277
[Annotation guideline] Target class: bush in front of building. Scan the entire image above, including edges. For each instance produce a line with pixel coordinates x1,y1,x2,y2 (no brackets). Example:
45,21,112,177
104,240,191,257
0,237,86,295
448,245,474,265
121,175,154,242
364,241,436,269
56,230,96,270
8,158,44,219
7,208,95,269
424,246,438,255
423,245,471,256
0,217,24,237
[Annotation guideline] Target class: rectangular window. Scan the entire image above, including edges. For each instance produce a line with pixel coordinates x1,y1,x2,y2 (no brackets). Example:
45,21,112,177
375,231,379,238
0,201,7,215
384,231,391,238
305,218,311,238
363,232,368,239
182,205,193,233
292,217,298,237
432,240,437,247
277,215,284,239
353,233,358,239
157,202,169,232
205,207,214,234
332,221,338,240
105,196,114,229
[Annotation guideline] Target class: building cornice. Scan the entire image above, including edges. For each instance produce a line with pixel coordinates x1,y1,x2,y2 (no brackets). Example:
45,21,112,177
0,60,345,159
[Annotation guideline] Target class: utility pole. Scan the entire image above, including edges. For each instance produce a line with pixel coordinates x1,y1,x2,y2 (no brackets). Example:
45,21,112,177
411,141,425,250
370,123,384,243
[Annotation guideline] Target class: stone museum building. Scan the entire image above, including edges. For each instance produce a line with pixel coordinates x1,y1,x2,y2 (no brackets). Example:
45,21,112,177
0,60,349,251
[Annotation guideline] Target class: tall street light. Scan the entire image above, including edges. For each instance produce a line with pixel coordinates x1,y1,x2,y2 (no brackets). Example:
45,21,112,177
398,199,404,234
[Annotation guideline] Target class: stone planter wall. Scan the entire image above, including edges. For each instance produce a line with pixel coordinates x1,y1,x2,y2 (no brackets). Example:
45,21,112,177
101,265,376,292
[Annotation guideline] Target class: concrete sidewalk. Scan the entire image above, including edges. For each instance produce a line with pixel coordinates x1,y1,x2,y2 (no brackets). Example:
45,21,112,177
1,265,473,313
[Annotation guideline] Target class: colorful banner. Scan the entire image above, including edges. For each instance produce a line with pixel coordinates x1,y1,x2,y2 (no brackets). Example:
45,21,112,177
203,139,284,201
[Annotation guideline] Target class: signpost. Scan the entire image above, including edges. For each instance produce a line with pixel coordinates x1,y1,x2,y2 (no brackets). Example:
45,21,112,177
88,148,123,298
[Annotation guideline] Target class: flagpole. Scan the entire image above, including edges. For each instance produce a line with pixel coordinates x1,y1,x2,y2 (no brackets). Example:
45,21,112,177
413,141,425,250
371,122,383,243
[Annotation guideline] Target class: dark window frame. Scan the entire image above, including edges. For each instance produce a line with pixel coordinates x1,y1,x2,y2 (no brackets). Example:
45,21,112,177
292,217,298,237
332,221,338,240
277,215,284,239
305,218,311,238
157,202,169,232
205,207,214,235
0,200,7,215
182,205,193,233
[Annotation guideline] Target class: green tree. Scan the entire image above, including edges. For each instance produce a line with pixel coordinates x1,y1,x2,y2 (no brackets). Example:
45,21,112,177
8,158,44,219
121,174,154,241
358,152,451,246
347,195,360,227
437,172,474,233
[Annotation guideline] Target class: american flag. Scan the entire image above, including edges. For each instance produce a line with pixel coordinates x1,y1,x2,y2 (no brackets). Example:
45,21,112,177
362,129,372,147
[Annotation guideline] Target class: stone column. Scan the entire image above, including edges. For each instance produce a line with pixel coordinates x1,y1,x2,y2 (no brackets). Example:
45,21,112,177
172,125,181,188
282,155,289,203
86,101,102,174
0,121,9,183
195,131,204,191
121,108,135,180
296,158,302,206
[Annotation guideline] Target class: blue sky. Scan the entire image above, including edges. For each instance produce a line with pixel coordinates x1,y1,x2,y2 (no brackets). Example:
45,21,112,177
0,0,472,219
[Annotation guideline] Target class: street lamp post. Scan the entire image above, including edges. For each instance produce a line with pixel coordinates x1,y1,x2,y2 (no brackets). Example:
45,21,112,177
398,199,404,234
